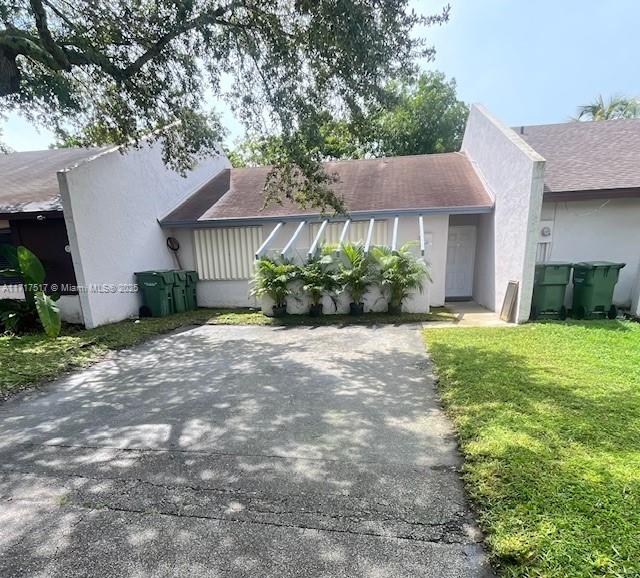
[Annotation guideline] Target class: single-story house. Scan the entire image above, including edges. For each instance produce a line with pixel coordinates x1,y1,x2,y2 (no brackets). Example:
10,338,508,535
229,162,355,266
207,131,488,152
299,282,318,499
1,104,639,327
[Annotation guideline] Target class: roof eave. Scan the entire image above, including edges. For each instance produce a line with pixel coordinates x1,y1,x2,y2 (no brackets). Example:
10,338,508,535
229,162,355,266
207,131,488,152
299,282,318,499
160,204,494,229
543,186,640,202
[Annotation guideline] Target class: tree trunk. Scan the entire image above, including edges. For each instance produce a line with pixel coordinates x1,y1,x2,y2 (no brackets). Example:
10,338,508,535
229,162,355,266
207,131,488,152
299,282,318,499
0,48,20,96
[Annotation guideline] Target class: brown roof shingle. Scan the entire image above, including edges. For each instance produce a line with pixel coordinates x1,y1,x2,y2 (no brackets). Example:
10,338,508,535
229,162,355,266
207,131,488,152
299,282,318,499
0,147,107,214
163,152,493,224
518,119,640,194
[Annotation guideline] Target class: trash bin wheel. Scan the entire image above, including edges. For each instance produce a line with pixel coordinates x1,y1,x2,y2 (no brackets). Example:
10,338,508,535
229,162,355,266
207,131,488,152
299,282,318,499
574,305,586,320
608,305,617,320
559,306,567,320
530,305,538,321
139,305,152,318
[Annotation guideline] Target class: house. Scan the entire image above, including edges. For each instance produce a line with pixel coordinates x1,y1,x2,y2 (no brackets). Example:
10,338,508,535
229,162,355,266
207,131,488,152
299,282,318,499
0,144,229,327
1,104,639,327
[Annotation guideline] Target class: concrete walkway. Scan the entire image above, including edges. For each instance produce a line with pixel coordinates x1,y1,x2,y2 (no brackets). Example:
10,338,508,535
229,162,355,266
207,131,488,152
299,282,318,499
0,325,493,577
430,301,509,328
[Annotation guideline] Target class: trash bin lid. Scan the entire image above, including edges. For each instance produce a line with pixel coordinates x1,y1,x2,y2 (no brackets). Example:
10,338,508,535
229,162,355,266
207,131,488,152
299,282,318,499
573,261,625,269
536,261,573,268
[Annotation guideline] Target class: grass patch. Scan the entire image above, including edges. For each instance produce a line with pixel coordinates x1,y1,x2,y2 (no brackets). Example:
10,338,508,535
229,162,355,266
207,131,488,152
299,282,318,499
424,321,640,577
1,307,453,397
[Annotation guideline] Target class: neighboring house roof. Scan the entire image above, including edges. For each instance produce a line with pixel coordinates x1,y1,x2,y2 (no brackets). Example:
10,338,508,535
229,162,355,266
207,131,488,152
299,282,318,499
162,152,493,225
0,147,106,214
518,119,640,200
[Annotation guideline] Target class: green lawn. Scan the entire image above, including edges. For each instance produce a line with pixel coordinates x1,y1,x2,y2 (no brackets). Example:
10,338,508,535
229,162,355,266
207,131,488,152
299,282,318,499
1,307,453,397
424,321,640,578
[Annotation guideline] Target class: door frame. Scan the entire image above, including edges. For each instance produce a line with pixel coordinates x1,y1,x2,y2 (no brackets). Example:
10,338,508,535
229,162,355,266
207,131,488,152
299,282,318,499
445,225,477,301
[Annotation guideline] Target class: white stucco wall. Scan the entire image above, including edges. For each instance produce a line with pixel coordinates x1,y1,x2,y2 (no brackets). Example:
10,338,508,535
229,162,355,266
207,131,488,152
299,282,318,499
541,198,640,309
59,142,229,328
462,104,545,322
173,213,447,311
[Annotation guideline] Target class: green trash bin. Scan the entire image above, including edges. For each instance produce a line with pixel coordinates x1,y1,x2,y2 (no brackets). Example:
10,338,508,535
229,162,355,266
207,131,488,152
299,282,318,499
184,270,199,311
530,262,572,320
172,271,188,313
571,261,625,319
135,271,175,317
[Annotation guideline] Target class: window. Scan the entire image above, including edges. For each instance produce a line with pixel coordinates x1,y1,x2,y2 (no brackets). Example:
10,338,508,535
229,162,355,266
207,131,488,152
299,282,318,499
194,227,263,280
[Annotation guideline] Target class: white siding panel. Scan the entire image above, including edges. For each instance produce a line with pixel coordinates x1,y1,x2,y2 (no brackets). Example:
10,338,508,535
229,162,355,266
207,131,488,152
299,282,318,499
194,227,263,280
309,220,388,246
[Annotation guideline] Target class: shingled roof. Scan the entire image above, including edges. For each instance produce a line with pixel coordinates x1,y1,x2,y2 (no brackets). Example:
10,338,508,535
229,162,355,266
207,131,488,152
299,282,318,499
162,152,493,225
0,147,107,214
518,119,640,199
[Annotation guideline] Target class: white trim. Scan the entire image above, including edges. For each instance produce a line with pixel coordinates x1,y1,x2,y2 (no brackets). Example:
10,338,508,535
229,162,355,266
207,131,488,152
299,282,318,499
391,216,399,251
364,218,375,254
308,219,328,257
281,220,306,258
255,221,284,259
418,215,425,256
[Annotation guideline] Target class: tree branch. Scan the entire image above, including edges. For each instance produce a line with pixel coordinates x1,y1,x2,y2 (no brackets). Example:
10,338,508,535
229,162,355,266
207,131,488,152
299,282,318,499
29,0,71,69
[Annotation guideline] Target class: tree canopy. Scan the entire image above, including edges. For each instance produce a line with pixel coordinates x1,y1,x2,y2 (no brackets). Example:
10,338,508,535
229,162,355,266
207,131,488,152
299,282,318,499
230,71,468,168
575,95,640,121
0,0,450,213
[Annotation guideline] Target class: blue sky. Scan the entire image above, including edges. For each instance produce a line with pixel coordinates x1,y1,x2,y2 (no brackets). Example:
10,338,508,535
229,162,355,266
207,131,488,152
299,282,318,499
2,0,638,151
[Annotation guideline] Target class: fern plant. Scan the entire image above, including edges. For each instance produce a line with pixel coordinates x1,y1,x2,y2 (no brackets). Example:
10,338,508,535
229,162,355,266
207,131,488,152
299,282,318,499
372,242,431,313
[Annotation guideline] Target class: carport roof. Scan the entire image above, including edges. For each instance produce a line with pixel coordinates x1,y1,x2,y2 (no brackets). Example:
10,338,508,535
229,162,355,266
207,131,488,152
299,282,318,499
518,118,640,200
162,151,494,226
0,147,107,215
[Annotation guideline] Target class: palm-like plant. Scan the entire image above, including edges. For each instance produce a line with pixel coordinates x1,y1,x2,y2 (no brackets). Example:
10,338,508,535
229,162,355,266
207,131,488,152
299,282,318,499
250,257,298,315
299,252,338,314
575,95,640,121
372,242,431,314
335,241,375,308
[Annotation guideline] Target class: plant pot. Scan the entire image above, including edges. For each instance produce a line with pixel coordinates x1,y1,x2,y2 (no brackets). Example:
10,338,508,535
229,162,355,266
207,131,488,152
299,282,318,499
309,303,323,317
272,304,287,318
387,302,402,315
349,302,365,316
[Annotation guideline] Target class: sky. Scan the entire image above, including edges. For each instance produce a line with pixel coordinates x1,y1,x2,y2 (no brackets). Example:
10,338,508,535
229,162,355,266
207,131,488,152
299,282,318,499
2,0,639,151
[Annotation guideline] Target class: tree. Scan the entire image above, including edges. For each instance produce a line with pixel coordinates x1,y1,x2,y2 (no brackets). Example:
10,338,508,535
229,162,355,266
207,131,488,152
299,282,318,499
372,72,468,156
229,71,468,167
0,0,450,213
575,95,640,121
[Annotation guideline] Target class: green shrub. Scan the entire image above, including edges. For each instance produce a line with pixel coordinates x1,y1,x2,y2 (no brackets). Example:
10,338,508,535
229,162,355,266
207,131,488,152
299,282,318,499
372,242,430,310
250,257,298,308
335,241,375,305
0,244,61,337
299,251,339,307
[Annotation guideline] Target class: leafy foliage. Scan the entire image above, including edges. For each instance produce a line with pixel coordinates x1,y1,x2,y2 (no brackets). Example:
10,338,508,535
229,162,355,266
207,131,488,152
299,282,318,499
575,94,640,121
0,244,61,336
372,242,430,308
229,72,468,168
335,241,376,304
0,0,449,211
250,257,298,307
299,252,338,306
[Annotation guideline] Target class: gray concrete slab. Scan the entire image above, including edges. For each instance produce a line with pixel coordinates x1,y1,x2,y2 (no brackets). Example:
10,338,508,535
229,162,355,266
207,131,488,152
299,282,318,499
0,325,494,577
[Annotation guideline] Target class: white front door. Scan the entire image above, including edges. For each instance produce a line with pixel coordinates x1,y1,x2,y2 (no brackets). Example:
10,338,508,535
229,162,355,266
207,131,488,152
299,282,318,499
446,226,477,299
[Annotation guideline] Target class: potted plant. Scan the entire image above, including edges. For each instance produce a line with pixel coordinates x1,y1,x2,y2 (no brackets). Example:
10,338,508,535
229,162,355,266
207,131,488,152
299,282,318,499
299,251,338,317
250,257,298,317
372,243,431,315
336,242,374,315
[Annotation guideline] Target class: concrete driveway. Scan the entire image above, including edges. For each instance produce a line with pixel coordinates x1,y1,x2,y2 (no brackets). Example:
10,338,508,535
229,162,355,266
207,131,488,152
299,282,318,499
0,324,492,577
